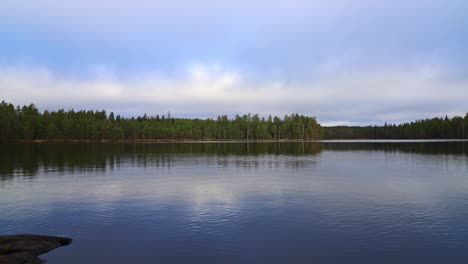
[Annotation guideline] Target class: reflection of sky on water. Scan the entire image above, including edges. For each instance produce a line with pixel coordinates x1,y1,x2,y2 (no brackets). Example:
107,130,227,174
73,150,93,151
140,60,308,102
2,147,467,214
1,142,468,263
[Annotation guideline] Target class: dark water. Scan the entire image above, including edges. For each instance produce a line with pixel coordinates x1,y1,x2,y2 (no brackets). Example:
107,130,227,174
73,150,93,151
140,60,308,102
1,141,468,263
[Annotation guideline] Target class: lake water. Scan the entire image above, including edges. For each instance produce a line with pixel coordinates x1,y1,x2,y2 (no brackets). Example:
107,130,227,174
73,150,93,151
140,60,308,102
1,141,468,263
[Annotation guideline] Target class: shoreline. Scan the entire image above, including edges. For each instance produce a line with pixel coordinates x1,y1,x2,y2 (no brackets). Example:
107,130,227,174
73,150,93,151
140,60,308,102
15,139,320,144
10,138,468,144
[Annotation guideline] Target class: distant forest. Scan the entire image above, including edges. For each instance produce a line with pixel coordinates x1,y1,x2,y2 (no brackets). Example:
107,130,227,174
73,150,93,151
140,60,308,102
0,101,467,142
0,101,321,142
324,115,468,139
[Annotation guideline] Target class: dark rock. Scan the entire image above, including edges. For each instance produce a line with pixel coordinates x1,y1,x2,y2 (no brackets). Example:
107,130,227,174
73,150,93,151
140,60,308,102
0,235,72,264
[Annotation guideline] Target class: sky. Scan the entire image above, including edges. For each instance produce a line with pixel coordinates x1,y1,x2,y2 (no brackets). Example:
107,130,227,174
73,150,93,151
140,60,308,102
0,0,467,126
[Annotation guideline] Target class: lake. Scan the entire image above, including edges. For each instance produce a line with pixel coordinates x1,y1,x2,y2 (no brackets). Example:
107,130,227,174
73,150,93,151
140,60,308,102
1,141,468,263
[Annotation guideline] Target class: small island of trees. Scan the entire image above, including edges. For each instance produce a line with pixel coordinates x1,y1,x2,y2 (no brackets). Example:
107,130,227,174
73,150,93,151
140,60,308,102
323,115,468,139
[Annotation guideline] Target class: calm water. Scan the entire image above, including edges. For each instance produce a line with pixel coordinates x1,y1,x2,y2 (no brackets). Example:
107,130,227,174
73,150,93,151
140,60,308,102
1,141,468,263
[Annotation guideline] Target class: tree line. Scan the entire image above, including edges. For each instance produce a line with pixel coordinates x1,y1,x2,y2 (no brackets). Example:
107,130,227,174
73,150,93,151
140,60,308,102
0,101,321,142
323,115,468,139
1,100,466,142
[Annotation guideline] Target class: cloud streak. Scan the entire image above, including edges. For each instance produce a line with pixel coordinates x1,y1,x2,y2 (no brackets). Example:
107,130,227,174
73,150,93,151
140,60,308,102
1,0,467,124
1,63,466,125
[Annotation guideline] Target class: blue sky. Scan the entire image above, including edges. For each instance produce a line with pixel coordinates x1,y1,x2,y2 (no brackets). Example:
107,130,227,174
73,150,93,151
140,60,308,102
1,0,467,125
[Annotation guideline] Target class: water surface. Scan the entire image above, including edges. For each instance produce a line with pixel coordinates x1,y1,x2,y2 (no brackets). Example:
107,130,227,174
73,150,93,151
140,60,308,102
1,141,468,263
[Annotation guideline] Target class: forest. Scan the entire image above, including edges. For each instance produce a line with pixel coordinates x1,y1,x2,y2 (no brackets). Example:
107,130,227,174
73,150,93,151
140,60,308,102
1,101,467,142
0,101,321,142
323,115,468,139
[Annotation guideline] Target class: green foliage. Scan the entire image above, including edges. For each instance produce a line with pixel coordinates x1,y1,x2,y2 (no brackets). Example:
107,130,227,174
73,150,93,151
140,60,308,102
0,101,321,141
2,100,464,141
323,114,468,139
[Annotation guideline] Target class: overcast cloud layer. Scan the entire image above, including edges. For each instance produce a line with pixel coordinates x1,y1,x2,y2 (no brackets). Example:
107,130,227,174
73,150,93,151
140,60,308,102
1,0,467,125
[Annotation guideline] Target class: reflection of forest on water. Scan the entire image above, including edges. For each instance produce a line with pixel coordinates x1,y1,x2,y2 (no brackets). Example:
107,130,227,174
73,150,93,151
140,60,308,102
0,141,466,179
0,142,322,178
322,141,468,155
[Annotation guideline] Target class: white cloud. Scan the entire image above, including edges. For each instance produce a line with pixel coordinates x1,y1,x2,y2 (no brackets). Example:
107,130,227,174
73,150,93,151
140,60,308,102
0,63,467,124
